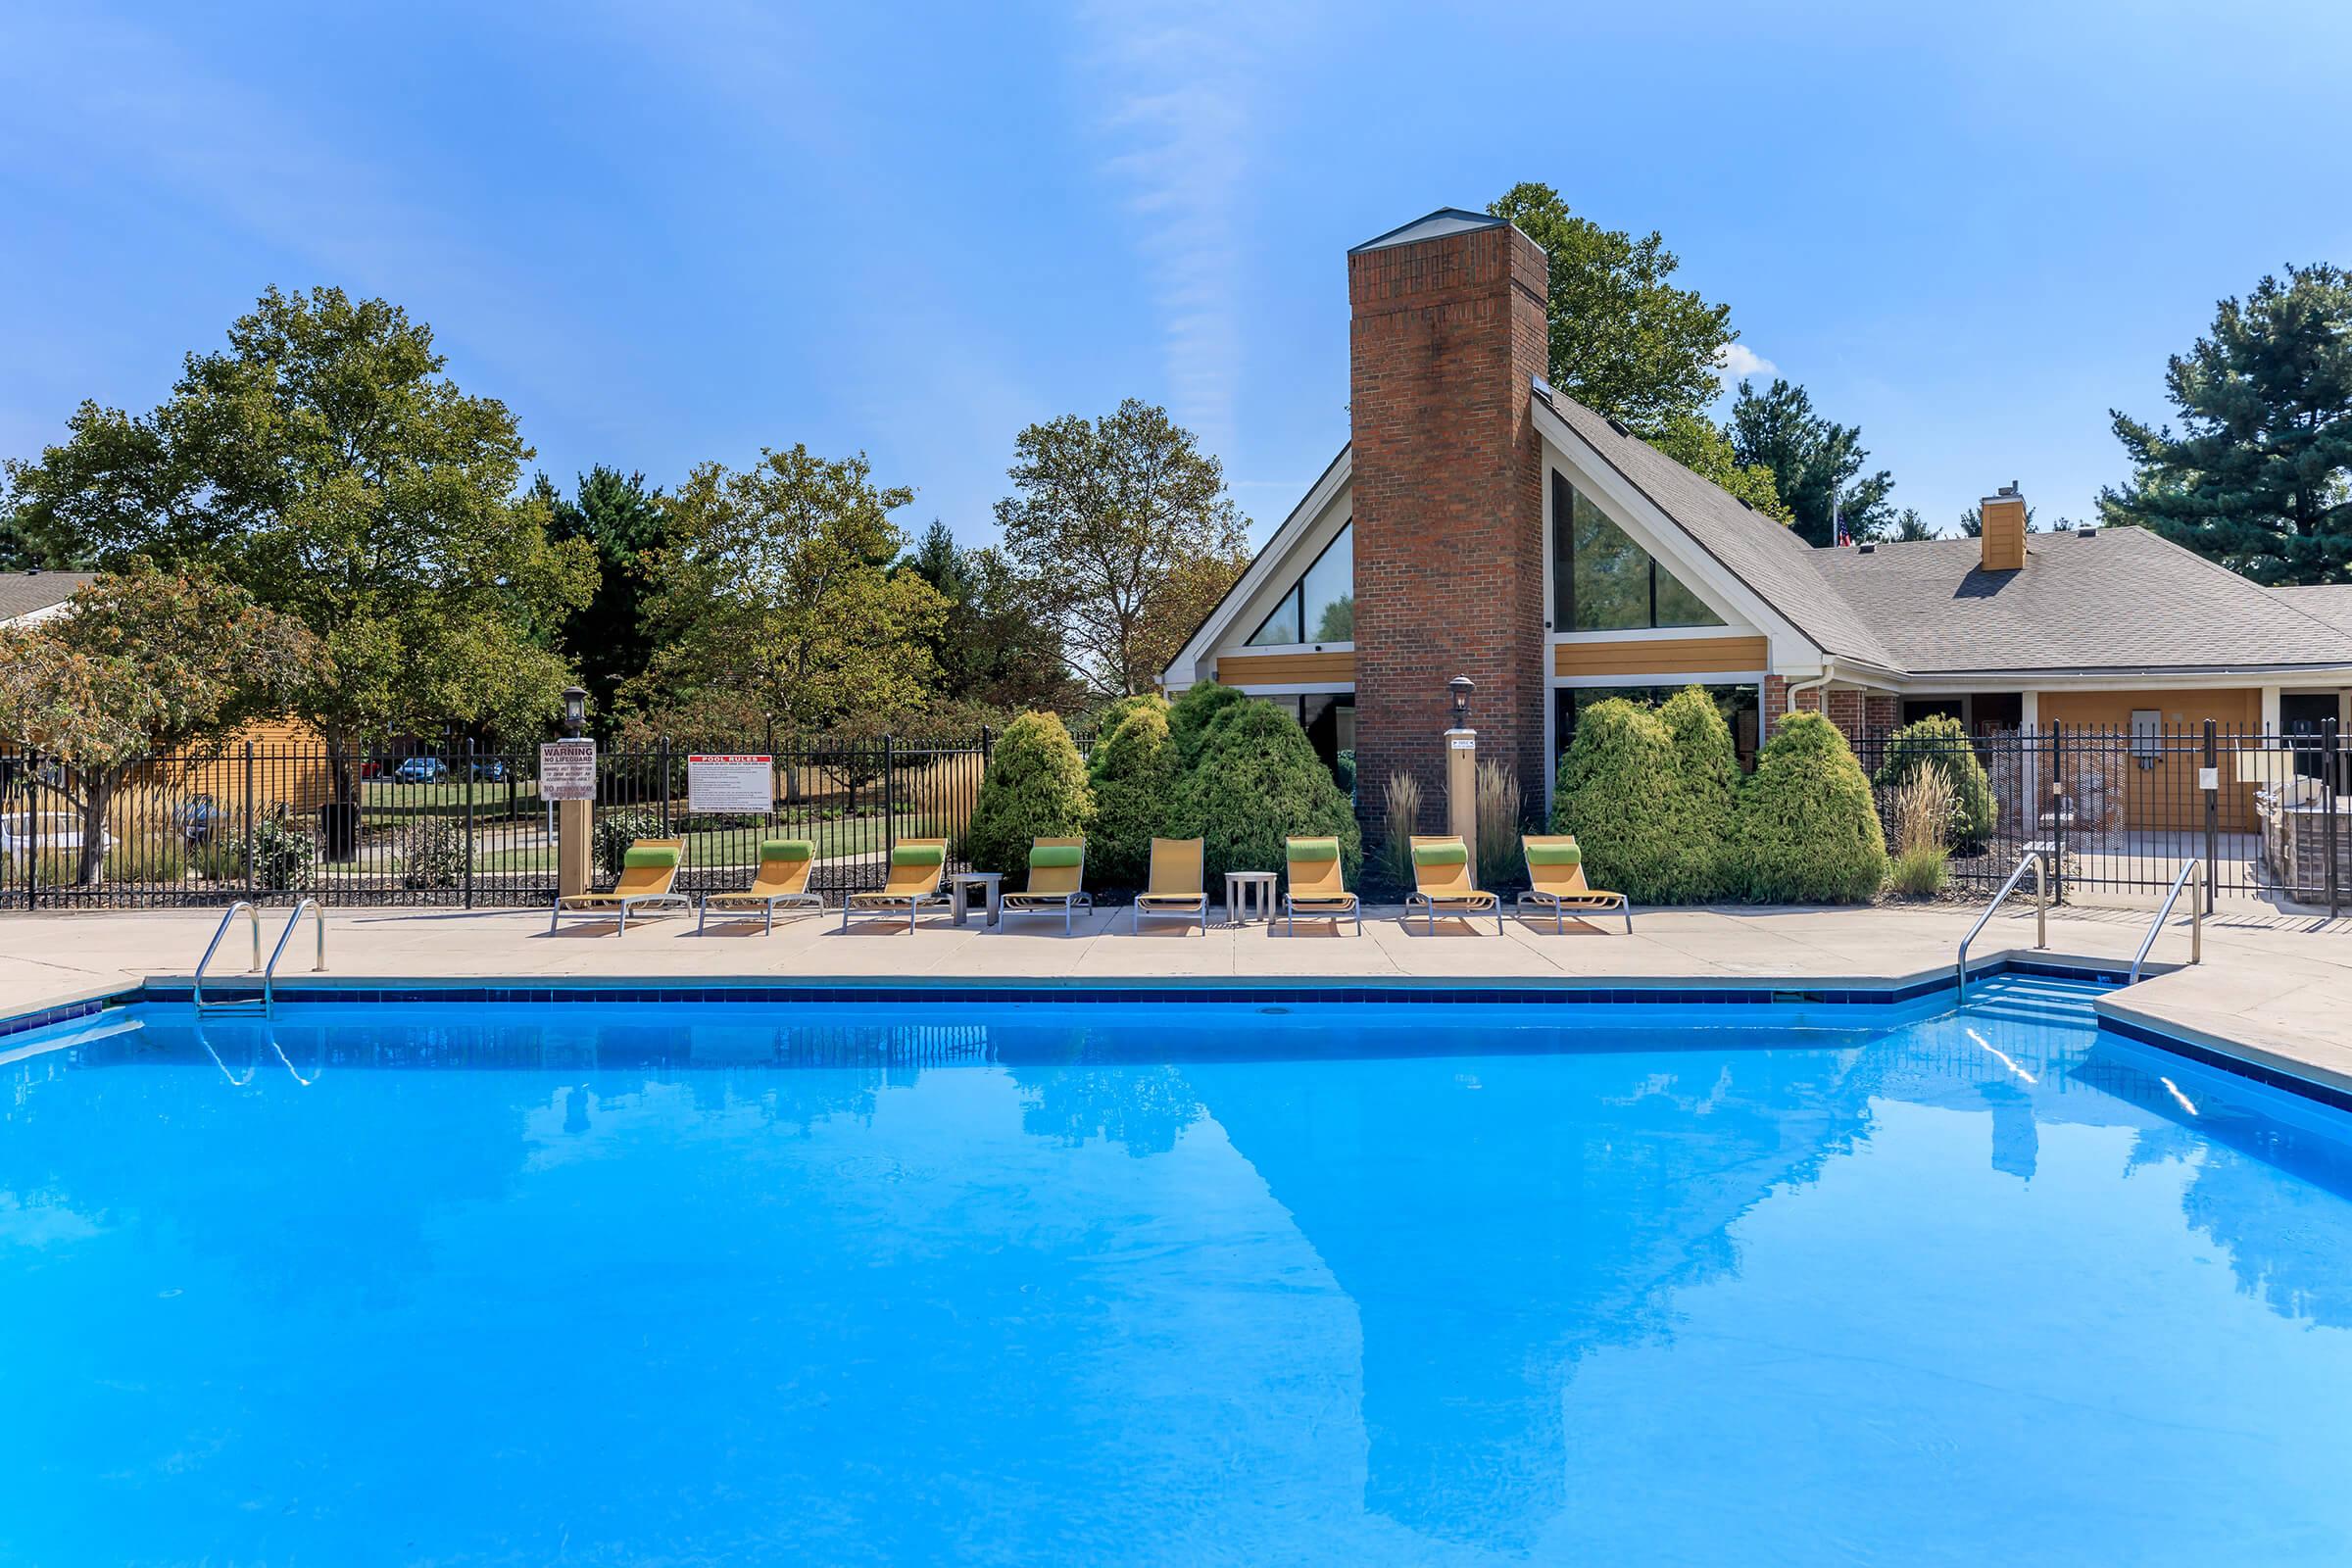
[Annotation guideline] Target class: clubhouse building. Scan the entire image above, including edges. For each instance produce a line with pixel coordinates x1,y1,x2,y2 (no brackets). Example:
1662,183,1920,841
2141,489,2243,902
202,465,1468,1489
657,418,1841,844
1161,208,2352,820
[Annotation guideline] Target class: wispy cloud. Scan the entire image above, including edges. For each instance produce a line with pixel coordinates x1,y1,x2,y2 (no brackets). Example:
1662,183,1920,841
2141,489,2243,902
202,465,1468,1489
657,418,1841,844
1714,342,1777,387
1074,1,1312,458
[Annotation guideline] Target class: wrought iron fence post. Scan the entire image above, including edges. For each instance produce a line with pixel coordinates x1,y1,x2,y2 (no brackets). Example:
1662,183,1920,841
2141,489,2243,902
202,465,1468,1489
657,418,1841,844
2202,719,2219,914
464,736,476,909
659,737,672,836
2328,717,2341,918
23,756,35,910
883,733,897,866
2048,720,2066,906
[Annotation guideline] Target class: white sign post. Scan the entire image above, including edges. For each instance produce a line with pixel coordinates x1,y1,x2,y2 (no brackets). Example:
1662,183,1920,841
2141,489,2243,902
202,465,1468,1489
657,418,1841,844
688,754,773,814
538,739,597,801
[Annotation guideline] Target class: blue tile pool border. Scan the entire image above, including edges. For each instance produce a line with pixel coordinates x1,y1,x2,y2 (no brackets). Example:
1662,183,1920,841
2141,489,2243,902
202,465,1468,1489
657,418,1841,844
38,957,2351,1121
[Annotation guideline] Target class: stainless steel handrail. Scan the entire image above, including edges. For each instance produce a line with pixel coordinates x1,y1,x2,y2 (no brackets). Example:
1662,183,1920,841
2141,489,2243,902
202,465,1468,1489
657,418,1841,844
1957,850,2048,1001
194,902,263,1009
263,898,327,1010
2129,859,2204,985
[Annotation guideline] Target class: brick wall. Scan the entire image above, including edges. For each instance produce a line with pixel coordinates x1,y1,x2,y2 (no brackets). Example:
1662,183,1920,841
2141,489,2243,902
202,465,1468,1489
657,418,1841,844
1348,220,1549,821
1762,679,1894,749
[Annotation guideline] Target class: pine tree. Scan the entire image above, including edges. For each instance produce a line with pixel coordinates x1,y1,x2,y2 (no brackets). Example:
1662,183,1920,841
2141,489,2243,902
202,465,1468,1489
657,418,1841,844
2101,264,2352,584
1729,378,1897,547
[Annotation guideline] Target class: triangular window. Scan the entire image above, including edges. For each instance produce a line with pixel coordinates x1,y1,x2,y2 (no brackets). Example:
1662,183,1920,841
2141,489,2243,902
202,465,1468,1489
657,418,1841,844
1550,474,1724,631
1245,522,1352,646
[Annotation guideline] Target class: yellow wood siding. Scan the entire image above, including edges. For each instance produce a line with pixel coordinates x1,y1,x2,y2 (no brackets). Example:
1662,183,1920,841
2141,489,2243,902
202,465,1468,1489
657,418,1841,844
2035,688,2259,832
1552,635,1768,679
1216,649,1356,686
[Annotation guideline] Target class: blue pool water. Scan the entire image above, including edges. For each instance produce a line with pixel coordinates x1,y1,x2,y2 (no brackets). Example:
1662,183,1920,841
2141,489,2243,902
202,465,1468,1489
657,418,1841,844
5,975,2352,1565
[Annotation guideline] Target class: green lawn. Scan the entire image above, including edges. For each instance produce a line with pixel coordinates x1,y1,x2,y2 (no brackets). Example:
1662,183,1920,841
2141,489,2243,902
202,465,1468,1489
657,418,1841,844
359,778,542,824
469,812,939,874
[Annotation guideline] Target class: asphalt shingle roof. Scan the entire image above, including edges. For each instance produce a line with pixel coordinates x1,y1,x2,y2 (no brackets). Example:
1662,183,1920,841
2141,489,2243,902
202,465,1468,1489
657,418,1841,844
0,569,94,623
2272,584,2352,639
1535,388,1904,671
1812,529,2352,674
1539,384,2352,677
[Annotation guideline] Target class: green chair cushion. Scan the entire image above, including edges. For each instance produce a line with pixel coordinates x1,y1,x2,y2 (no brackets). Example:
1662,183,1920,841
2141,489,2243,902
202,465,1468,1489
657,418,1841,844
760,839,815,862
1287,838,1340,862
892,844,946,866
1029,844,1084,868
1525,843,1583,866
622,846,681,869
1412,843,1468,867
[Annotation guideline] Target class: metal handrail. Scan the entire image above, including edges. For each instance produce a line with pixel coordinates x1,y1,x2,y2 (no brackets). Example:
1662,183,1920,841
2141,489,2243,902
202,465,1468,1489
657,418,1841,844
2129,859,2204,985
1957,850,2048,1001
263,898,327,1009
194,902,263,1009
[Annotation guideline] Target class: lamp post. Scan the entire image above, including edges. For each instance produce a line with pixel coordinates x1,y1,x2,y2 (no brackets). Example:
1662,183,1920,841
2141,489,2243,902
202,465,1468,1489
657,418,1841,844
562,684,588,739
1445,675,1477,842
556,685,592,901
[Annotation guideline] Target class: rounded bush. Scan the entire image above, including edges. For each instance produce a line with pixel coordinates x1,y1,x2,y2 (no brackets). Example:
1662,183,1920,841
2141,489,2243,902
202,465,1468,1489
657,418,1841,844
1731,711,1886,903
1088,704,1181,890
1550,698,1689,903
1089,694,1166,774
963,710,1096,876
1658,686,1738,901
1167,680,1249,767
1175,700,1360,885
400,818,468,890
1872,713,1997,850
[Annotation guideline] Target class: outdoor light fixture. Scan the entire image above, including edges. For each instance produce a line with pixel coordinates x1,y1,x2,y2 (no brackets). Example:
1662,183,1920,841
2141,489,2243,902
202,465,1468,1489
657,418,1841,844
1448,675,1474,728
562,685,588,738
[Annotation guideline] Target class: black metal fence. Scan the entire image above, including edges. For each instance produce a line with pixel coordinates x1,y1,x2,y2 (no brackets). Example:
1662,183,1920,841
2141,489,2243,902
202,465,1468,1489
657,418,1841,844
1853,720,2351,912
0,729,1075,910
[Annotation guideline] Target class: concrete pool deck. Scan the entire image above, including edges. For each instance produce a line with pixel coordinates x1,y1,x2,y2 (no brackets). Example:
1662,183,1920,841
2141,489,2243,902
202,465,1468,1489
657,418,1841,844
2,900,2348,1096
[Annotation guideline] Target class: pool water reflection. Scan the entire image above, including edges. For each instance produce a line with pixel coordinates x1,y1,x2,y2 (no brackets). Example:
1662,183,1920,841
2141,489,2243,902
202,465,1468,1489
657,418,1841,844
3,977,2350,1565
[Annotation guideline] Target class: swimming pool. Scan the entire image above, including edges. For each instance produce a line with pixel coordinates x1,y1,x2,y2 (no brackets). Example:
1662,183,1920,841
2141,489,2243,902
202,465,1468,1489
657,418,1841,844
5,972,2350,1564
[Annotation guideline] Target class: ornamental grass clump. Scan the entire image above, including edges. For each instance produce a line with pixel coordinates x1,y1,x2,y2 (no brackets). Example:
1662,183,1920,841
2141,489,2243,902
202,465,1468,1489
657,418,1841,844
1730,711,1886,903
1375,770,1423,896
1872,713,1997,850
1086,704,1181,891
1473,759,1525,892
1175,699,1359,885
1887,767,1956,899
962,710,1095,876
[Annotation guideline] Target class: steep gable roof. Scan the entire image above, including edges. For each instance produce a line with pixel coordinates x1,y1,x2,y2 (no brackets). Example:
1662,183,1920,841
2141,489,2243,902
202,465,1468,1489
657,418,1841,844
2272,584,2352,639
1533,386,1902,671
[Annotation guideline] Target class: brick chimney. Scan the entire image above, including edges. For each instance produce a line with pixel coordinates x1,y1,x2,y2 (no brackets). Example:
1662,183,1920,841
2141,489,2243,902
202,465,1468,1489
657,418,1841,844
1348,210,1550,817
1980,482,2028,572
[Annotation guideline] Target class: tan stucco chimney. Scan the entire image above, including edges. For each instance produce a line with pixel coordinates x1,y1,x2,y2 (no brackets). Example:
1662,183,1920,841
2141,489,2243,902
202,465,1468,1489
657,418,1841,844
1980,482,2027,572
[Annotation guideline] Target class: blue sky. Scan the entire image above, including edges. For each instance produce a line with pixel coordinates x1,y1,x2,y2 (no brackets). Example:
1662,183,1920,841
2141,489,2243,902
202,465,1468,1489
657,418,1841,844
5,1,2350,550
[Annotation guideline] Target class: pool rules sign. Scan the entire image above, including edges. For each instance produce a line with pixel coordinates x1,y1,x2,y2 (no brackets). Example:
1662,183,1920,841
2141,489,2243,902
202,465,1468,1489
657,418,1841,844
688,754,772,813
538,739,597,801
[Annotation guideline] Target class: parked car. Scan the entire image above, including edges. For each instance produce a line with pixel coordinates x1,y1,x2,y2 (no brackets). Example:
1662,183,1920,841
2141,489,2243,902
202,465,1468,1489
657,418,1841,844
173,794,221,846
470,758,509,782
393,757,449,783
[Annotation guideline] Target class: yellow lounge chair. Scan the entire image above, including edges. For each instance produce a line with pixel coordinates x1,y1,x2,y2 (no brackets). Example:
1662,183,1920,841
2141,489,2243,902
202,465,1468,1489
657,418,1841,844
697,837,824,934
1283,836,1360,935
1404,834,1502,934
549,838,691,935
1131,837,1208,934
843,838,949,933
999,837,1093,934
1516,834,1631,932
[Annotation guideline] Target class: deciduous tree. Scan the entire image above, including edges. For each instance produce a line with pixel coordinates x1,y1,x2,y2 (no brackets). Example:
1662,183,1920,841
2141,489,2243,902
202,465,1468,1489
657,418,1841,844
628,446,947,737
994,400,1248,698
0,564,321,884
2101,264,2352,583
900,519,1077,711
1,287,597,799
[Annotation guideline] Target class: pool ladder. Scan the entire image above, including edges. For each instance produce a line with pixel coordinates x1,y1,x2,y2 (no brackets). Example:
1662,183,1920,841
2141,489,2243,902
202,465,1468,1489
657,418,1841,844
194,899,326,1015
1956,851,2048,1002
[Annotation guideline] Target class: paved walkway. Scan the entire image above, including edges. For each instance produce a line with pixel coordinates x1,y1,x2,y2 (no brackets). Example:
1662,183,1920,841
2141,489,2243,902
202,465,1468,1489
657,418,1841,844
3,900,2347,1092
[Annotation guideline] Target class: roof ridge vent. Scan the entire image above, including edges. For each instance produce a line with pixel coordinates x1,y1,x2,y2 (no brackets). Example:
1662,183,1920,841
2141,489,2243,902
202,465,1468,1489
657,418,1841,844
1856,541,1876,554
1604,416,1631,438
2077,523,2096,538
